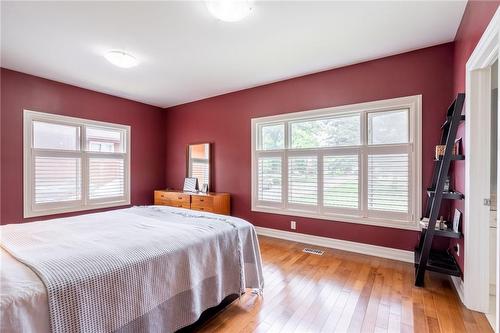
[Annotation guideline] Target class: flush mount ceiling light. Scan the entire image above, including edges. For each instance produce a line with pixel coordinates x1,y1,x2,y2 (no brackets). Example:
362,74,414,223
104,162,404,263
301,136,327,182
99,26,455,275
206,0,253,22
104,50,138,68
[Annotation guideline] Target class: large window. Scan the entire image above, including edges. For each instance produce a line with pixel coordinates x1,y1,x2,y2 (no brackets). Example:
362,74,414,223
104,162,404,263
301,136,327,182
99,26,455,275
251,96,422,230
24,110,130,217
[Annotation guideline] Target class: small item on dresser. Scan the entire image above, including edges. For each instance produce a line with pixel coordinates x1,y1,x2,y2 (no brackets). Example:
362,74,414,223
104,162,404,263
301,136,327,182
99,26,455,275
201,183,209,193
183,177,198,192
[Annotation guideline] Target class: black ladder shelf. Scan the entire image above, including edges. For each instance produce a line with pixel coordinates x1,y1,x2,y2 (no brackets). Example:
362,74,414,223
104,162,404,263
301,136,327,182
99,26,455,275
414,94,465,287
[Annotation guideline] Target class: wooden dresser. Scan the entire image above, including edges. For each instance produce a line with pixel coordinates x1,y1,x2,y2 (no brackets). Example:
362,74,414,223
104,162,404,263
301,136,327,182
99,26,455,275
154,190,230,215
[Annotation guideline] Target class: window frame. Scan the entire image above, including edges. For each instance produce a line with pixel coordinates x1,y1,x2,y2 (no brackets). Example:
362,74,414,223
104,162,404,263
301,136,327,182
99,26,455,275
251,95,422,231
23,110,131,218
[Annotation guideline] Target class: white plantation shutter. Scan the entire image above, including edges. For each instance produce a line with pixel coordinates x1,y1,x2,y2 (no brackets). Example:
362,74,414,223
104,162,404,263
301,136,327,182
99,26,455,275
252,95,421,229
257,156,282,202
34,155,81,204
24,111,130,218
368,153,409,213
89,157,125,200
323,155,359,209
288,156,317,205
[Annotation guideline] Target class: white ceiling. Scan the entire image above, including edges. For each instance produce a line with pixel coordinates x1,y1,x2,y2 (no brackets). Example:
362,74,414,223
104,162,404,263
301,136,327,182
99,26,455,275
1,1,467,108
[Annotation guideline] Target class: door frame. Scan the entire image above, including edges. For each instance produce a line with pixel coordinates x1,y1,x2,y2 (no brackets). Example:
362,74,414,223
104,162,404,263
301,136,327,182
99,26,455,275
462,7,499,332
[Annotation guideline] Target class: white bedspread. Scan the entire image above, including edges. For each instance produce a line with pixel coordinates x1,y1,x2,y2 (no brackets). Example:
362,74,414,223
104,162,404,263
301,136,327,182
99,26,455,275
0,206,264,333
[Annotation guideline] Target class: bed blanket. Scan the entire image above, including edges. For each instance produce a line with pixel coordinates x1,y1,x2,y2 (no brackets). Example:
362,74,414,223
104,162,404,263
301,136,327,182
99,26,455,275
0,206,263,333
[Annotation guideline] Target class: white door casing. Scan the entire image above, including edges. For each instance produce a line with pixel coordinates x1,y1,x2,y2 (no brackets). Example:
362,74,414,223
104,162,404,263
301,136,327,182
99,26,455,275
463,7,500,333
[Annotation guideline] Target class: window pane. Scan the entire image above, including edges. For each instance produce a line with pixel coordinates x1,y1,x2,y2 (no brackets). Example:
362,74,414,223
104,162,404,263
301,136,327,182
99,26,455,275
86,126,124,153
290,115,360,148
261,124,284,150
257,157,282,202
324,155,359,209
368,109,408,145
368,154,408,213
89,157,125,199
288,156,317,205
35,156,81,203
33,121,79,150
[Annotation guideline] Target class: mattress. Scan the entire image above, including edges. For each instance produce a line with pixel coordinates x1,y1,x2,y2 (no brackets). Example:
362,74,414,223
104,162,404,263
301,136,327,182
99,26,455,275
0,206,264,333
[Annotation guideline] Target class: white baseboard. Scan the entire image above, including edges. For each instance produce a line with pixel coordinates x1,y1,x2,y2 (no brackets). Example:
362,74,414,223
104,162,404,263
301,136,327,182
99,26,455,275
254,226,414,263
451,276,465,304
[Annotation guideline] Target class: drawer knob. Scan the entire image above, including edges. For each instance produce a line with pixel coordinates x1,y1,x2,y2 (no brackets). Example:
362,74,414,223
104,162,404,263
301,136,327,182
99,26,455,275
200,199,204,202
178,197,183,200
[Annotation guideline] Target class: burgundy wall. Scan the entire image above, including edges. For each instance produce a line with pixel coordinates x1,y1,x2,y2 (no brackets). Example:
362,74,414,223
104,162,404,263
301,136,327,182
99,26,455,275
0,68,166,225
450,0,499,271
164,43,456,251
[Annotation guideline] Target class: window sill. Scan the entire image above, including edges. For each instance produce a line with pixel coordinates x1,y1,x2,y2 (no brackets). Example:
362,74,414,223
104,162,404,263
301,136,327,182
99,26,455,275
24,200,131,218
251,205,421,231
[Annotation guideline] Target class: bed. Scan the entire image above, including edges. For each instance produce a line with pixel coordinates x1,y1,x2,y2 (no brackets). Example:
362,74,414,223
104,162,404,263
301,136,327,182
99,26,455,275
0,206,264,333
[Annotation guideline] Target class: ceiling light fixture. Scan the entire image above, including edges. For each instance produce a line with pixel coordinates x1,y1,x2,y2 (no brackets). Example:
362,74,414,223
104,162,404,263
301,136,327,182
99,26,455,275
206,0,253,22
104,50,138,68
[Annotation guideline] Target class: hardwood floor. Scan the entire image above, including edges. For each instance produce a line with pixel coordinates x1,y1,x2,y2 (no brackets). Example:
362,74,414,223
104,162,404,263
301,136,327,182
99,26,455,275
189,236,493,333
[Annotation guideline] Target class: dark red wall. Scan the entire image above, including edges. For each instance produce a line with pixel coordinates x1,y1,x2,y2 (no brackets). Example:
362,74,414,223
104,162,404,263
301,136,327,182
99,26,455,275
450,0,499,271
164,43,456,251
0,68,166,225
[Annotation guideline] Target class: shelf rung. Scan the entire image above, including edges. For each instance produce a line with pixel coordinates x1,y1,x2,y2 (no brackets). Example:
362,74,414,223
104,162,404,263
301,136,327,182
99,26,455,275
426,190,464,200
441,115,466,129
434,155,465,161
414,249,461,277
421,227,461,239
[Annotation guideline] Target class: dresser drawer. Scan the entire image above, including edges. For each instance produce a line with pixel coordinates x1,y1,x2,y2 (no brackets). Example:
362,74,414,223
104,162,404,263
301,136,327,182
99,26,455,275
167,201,191,209
191,195,213,208
191,206,214,213
155,199,191,209
155,191,190,203
154,191,191,208
155,198,190,208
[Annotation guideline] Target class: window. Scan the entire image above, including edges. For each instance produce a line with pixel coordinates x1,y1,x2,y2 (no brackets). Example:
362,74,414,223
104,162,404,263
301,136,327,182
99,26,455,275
251,96,422,230
24,110,130,217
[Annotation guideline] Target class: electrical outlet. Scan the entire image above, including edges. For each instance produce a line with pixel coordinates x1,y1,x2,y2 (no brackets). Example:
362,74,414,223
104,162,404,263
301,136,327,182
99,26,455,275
291,221,296,230
454,243,460,256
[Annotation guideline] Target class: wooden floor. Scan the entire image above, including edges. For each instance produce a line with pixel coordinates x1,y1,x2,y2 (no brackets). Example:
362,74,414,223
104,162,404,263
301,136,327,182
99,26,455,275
189,236,493,333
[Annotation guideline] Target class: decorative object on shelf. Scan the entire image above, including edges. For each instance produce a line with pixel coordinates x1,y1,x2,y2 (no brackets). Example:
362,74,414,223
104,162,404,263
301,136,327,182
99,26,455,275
443,176,451,192
435,144,458,159
420,218,441,230
454,137,463,155
201,183,209,193
439,216,446,230
183,177,199,193
452,209,461,233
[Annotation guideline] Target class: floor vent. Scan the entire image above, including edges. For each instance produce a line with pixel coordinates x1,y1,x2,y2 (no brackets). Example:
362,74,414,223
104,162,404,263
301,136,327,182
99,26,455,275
303,248,324,255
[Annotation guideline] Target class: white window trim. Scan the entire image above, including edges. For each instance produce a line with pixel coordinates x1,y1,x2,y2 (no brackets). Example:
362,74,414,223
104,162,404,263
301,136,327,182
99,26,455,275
251,95,422,231
23,110,131,218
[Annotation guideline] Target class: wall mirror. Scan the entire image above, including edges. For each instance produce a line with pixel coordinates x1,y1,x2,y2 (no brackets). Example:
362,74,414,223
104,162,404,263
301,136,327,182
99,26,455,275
187,143,211,192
